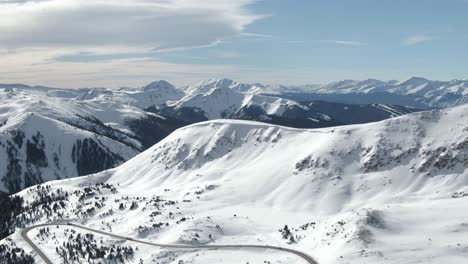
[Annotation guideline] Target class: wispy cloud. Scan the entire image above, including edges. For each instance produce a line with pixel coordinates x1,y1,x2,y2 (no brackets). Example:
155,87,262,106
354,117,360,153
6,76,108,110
316,40,366,46
0,0,265,87
403,34,437,46
240,32,273,38
0,48,239,88
0,0,263,53
332,40,365,46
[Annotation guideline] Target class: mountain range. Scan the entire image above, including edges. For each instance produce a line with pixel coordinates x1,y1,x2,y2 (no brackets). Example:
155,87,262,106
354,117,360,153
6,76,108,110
0,78,425,193
0,84,187,193
1,103,467,264
271,77,468,108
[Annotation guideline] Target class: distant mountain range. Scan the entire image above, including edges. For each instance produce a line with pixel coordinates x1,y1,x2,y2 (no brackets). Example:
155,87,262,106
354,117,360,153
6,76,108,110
2,76,465,193
1,78,468,264
263,77,468,108
151,79,418,128
3,76,468,108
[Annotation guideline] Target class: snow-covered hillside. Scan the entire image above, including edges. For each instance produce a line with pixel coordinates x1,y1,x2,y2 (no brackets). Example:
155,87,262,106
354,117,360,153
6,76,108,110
0,80,421,194
2,105,467,264
0,86,187,193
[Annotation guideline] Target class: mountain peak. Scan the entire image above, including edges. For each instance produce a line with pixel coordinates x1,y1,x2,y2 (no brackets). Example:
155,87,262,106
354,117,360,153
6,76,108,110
357,79,386,86
142,80,176,91
203,78,238,87
328,79,359,89
186,78,256,95
398,77,430,86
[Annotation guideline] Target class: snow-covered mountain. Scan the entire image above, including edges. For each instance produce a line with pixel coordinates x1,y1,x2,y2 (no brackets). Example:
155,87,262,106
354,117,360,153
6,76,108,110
0,79,423,193
154,78,418,128
273,77,468,108
0,85,187,193
76,80,185,109
159,84,340,128
162,77,468,109
2,104,467,263
182,78,264,95
4,77,468,110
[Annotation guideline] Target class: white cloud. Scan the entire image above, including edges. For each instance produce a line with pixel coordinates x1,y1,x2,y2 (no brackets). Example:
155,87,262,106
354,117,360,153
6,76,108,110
0,0,261,51
0,48,240,87
331,40,365,46
313,40,365,46
403,34,436,46
0,0,264,87
240,32,273,38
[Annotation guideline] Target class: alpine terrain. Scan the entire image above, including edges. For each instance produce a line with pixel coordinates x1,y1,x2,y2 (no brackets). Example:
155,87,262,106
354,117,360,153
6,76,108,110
272,77,468,108
1,1,466,264
1,104,467,264
0,79,420,193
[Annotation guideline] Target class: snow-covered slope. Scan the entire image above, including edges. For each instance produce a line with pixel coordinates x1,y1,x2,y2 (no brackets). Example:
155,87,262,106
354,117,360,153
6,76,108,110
169,84,316,119
174,78,301,120
0,79,421,193
3,105,468,263
182,78,263,95
110,105,468,206
0,86,187,193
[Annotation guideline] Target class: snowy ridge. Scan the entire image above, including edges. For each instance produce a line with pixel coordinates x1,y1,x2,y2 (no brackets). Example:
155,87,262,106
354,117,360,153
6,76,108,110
0,80,421,193
271,77,468,108
0,86,185,193
111,105,468,204
76,81,184,109
182,78,264,95
3,105,468,263
167,77,468,109
169,85,306,120
3,77,468,110
157,79,417,128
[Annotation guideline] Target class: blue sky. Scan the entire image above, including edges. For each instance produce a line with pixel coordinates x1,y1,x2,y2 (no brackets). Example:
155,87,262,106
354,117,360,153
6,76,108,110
156,0,468,83
0,0,467,87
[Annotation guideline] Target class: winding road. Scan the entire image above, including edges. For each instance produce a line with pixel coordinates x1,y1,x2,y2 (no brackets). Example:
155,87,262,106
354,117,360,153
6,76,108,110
21,222,319,264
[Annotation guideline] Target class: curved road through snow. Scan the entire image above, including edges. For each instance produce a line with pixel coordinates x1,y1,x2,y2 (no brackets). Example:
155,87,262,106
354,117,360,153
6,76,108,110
21,223,319,264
